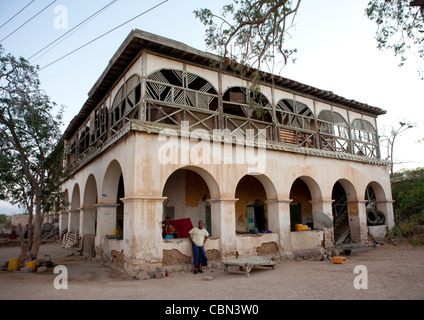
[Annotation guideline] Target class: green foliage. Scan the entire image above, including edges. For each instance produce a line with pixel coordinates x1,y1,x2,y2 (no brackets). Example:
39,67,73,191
0,44,66,257
389,167,424,246
391,167,424,219
0,214,11,225
366,0,424,78
194,0,301,70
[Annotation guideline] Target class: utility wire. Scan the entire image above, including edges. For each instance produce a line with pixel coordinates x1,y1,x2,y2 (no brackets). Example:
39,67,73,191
28,0,119,62
39,0,169,71
0,0,37,31
0,0,58,43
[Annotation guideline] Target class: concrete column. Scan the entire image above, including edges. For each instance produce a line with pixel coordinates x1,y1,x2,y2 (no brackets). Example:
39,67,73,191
376,200,395,230
310,199,334,249
94,203,118,247
59,210,68,234
80,206,97,236
266,199,293,253
348,200,368,243
68,209,81,236
208,198,238,258
121,197,166,273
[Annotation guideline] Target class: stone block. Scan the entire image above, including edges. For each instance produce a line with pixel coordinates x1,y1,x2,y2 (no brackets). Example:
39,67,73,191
37,266,48,272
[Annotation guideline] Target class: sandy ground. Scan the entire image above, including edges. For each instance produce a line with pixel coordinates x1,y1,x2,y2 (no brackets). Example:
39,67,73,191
0,240,423,301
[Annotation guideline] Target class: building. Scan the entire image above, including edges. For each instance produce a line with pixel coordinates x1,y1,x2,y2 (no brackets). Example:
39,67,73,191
59,29,394,276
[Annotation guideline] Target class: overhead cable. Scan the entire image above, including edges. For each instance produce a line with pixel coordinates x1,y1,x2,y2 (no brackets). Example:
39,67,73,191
28,0,119,62
39,0,169,71
0,0,37,31
0,0,58,43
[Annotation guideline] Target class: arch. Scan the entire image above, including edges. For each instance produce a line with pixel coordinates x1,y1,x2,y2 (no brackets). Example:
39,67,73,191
365,180,389,226
162,167,216,236
293,175,322,200
276,99,314,129
335,178,358,201
318,110,349,135
318,110,350,153
234,173,276,233
71,184,80,209
146,68,219,110
63,189,69,209
223,86,272,122
162,165,220,200
288,176,322,231
365,180,387,202
111,74,141,129
332,179,358,243
83,174,98,206
102,160,124,204
351,118,378,157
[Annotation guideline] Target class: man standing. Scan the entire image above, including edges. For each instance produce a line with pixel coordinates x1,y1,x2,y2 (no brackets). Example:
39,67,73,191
189,220,209,274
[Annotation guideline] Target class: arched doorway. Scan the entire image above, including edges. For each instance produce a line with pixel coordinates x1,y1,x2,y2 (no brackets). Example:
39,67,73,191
70,184,80,235
289,178,313,231
83,174,98,236
235,175,269,234
101,160,125,238
332,180,358,244
365,182,386,226
162,168,212,237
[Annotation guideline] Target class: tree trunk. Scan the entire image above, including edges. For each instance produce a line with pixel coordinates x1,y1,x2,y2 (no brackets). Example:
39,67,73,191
30,193,43,259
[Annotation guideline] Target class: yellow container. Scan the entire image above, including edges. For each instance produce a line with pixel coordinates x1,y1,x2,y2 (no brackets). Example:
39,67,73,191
26,261,36,271
301,225,309,231
332,256,346,264
295,224,302,231
8,258,20,271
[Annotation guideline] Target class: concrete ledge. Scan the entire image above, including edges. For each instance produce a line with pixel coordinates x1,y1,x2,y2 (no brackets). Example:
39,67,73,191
368,225,388,240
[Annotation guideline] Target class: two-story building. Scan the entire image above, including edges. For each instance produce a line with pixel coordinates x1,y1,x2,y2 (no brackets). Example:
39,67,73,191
59,29,394,277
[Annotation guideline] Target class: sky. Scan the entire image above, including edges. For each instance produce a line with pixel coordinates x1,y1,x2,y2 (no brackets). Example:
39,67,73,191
0,0,423,212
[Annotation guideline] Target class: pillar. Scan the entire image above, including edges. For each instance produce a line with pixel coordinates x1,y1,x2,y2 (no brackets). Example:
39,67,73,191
121,196,166,273
80,206,97,236
68,208,80,236
94,203,118,247
310,199,334,249
59,210,68,235
208,198,238,257
376,200,395,230
267,199,293,252
348,200,368,243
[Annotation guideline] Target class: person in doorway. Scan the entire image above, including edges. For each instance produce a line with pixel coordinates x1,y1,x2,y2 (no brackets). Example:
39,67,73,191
189,220,209,274
162,216,178,239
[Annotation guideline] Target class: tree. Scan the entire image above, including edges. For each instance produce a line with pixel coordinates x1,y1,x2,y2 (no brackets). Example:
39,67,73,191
380,121,415,174
0,44,65,261
366,0,424,78
194,0,301,73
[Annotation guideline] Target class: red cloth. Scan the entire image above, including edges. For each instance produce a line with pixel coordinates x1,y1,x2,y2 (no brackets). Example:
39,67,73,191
172,218,193,239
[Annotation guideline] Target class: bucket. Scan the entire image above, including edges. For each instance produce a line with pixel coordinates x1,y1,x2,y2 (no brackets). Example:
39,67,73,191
295,224,302,231
7,258,20,271
26,260,36,271
301,225,309,231
332,256,346,264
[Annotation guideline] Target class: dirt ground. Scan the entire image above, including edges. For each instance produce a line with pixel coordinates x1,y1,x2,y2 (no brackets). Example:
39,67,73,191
0,240,423,301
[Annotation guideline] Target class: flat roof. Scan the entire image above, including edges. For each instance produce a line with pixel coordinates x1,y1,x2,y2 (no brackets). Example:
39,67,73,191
63,29,386,140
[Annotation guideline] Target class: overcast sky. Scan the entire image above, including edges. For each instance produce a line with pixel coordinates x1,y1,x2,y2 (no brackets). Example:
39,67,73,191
1,0,423,211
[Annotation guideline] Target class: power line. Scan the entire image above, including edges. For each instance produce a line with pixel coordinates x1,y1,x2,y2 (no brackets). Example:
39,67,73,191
0,0,37,31
28,0,119,62
0,0,58,43
39,0,169,71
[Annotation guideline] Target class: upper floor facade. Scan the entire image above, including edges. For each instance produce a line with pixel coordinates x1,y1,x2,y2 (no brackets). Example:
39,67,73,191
62,30,388,174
